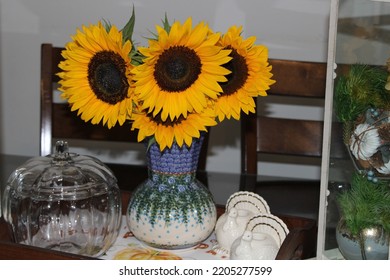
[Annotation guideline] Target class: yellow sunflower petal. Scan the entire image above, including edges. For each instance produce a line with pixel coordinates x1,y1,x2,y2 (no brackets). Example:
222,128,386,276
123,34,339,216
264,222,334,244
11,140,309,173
132,17,231,122
58,21,135,128
214,25,275,121
131,108,216,151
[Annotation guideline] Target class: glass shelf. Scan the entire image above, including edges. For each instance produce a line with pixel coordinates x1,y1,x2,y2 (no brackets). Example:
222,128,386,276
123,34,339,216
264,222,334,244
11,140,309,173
317,0,390,260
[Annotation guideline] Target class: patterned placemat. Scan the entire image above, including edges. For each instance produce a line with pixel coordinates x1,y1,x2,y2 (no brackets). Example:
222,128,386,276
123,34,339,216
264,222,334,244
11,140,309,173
101,216,229,260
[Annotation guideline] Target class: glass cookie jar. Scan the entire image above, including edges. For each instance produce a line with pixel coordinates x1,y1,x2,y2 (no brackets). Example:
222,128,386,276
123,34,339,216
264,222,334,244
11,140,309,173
1,141,122,257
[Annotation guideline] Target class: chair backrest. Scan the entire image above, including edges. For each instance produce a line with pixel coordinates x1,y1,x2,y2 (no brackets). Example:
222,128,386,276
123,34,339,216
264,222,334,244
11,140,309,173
40,43,209,171
240,59,329,175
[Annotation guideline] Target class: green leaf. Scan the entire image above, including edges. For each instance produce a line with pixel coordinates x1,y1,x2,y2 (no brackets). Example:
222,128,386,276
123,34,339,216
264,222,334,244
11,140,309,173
162,13,171,33
143,13,172,42
122,4,136,43
101,18,112,32
147,137,156,151
130,51,145,66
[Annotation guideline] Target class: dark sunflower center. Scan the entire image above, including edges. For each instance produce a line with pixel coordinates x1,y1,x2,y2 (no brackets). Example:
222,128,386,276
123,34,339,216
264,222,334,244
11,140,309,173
148,111,184,127
88,50,129,104
154,46,201,92
219,48,248,96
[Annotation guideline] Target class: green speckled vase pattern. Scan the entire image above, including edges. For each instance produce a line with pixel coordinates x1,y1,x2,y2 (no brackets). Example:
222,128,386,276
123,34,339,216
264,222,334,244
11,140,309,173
126,135,217,249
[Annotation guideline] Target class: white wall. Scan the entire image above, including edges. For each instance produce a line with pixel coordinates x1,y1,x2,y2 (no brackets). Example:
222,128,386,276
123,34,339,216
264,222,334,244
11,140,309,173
0,0,331,179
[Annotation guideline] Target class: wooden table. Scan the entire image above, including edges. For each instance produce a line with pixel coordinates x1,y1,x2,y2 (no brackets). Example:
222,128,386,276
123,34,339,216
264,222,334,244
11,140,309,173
0,154,318,260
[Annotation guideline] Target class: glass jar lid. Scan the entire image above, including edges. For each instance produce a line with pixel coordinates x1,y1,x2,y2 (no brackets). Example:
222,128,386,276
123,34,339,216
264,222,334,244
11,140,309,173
7,140,118,201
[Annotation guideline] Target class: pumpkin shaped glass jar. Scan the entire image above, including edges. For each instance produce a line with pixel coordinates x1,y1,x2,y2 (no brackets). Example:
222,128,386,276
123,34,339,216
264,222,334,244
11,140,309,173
1,141,122,257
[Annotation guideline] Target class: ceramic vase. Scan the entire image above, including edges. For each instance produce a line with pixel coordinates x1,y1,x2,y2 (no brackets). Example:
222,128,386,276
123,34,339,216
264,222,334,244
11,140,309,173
336,218,389,260
126,135,217,249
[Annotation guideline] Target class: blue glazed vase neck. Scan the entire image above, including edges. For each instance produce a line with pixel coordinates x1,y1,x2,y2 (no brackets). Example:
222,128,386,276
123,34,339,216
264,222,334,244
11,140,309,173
146,135,204,175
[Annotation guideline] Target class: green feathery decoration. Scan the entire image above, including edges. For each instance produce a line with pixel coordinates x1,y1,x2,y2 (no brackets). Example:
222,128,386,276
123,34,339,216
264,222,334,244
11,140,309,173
334,64,389,123
337,172,390,236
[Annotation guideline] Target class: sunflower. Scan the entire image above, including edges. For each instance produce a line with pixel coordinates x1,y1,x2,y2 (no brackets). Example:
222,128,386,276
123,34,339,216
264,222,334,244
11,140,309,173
214,26,275,121
131,103,217,150
131,17,231,123
58,22,135,128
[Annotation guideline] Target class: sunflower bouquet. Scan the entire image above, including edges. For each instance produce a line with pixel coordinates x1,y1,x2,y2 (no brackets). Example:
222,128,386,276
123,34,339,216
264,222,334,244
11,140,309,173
58,9,275,151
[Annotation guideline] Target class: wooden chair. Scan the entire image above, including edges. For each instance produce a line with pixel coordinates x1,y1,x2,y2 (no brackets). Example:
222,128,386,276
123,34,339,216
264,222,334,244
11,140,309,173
240,59,349,258
240,59,328,214
240,59,328,258
40,43,209,191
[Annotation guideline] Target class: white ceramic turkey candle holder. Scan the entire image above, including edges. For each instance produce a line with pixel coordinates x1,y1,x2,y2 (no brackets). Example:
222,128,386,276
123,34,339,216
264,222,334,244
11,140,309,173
214,191,270,254
230,213,289,260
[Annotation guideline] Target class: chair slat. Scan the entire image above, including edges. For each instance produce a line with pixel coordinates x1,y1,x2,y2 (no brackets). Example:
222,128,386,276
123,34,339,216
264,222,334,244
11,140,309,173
268,59,326,98
52,103,138,142
257,116,323,157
